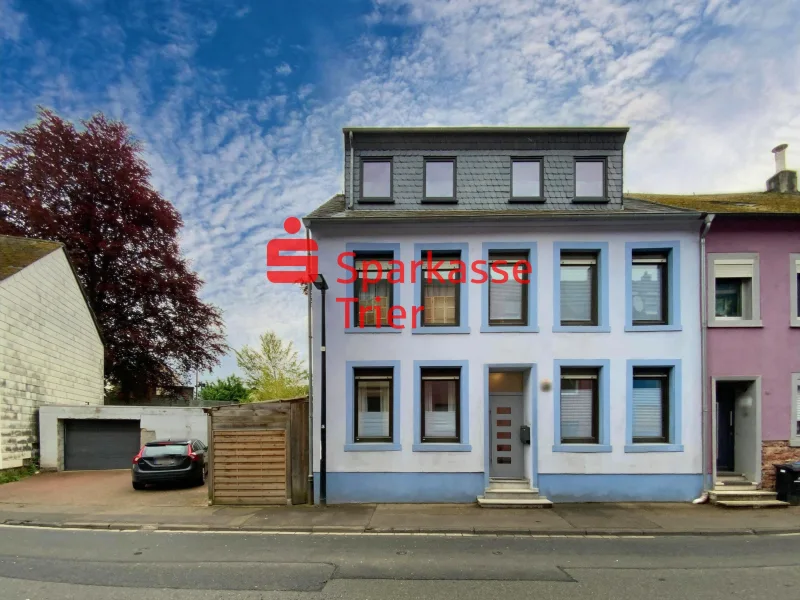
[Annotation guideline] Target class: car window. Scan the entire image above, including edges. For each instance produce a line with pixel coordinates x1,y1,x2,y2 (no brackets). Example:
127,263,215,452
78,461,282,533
142,444,188,457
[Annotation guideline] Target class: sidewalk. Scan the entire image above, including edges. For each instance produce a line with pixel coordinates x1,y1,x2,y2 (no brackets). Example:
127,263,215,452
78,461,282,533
2,500,800,536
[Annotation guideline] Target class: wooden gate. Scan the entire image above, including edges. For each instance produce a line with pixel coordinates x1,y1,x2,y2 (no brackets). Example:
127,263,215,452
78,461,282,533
211,429,287,504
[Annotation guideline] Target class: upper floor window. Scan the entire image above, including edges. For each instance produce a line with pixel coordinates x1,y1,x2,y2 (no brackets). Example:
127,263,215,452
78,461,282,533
488,252,529,326
355,253,393,327
792,373,800,446
559,251,598,326
511,159,542,200
421,252,461,326
709,253,761,327
574,158,605,200
791,254,800,327
361,159,392,201
424,158,456,202
631,251,668,325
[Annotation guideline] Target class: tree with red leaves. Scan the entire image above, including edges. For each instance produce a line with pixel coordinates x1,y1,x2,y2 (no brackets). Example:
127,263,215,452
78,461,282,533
0,108,227,399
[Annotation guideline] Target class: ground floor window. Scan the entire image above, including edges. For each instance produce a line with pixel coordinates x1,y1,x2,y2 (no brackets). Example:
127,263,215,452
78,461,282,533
559,368,599,444
420,367,461,443
354,368,393,443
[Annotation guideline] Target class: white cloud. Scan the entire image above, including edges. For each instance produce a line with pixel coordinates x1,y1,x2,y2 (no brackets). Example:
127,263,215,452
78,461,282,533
275,62,292,76
0,0,25,41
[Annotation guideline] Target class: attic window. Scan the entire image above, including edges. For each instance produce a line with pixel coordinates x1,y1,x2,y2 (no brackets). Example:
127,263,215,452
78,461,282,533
574,159,606,201
424,158,456,202
361,159,392,202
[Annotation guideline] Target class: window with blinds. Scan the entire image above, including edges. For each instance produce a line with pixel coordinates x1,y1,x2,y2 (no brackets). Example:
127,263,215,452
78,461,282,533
793,374,800,440
421,252,461,326
632,368,670,443
354,368,393,442
714,258,754,319
354,254,393,327
488,252,529,325
560,252,598,325
421,368,460,442
560,368,599,443
631,251,668,325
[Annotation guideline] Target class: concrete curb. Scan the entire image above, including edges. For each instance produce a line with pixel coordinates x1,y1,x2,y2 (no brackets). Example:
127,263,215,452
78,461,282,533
3,518,800,537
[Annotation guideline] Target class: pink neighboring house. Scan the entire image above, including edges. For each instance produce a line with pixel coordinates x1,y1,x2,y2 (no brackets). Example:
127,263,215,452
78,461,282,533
639,145,800,493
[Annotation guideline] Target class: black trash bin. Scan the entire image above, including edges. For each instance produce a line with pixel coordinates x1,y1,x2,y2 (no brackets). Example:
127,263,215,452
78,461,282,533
774,463,800,504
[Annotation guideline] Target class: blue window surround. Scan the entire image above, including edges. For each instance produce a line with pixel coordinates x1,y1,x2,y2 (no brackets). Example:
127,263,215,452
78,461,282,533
345,360,401,452
624,241,682,332
412,243,471,334
553,359,611,452
480,242,539,333
413,360,472,452
625,359,684,453
553,241,610,333
343,242,402,334
483,363,537,490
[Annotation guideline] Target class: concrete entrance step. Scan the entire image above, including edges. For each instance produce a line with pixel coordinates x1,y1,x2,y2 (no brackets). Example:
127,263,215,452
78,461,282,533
714,499,789,508
477,496,553,508
483,488,543,500
488,478,531,490
710,489,780,502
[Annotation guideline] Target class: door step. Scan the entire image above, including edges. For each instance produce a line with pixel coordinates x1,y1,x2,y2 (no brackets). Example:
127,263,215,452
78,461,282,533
479,479,552,508
710,489,780,502
714,499,789,508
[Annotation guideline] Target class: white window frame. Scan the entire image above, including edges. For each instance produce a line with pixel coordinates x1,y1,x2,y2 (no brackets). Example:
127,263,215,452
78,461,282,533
708,253,762,327
790,254,800,328
791,373,800,447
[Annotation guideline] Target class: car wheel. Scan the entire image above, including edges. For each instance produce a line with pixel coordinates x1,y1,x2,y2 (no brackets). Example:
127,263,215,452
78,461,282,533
196,467,205,487
132,481,145,490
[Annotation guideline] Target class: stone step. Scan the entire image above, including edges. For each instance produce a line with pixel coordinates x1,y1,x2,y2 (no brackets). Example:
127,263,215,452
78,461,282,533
483,488,542,500
477,496,553,508
714,499,789,509
710,489,778,502
488,478,531,490
716,474,750,483
714,481,759,490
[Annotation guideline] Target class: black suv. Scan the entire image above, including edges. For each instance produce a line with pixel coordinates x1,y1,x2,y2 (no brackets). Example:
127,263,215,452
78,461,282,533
132,439,208,490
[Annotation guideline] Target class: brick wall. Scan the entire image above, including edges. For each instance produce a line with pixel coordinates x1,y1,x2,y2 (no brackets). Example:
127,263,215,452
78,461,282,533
0,249,104,469
761,441,800,489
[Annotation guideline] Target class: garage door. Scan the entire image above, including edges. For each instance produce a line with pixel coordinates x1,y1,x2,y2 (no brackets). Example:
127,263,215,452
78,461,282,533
64,420,141,470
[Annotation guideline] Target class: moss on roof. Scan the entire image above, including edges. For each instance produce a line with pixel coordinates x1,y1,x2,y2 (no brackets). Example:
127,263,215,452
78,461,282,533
627,192,800,214
0,235,63,282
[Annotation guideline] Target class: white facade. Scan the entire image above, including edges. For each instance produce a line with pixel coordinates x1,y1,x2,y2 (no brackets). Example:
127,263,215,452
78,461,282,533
0,248,104,470
38,405,207,470
310,219,702,502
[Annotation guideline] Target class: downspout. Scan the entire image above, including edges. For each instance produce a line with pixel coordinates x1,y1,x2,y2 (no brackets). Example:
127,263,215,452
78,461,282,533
306,226,314,503
694,213,715,503
348,131,354,209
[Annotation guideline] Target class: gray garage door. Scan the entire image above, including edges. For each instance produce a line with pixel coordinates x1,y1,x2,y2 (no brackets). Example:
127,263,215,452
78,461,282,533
64,420,141,470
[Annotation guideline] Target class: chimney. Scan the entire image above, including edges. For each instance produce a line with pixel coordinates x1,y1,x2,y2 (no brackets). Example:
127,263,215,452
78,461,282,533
767,143,798,193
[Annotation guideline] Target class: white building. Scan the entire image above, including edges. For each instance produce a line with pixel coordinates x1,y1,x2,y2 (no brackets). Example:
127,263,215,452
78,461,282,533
0,235,104,470
304,127,703,504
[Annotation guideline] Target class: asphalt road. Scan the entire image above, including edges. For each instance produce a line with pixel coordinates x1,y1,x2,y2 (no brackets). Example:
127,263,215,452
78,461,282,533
1,526,800,599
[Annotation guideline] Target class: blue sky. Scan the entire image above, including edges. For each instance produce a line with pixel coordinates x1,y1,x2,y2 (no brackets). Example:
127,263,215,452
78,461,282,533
2,0,799,379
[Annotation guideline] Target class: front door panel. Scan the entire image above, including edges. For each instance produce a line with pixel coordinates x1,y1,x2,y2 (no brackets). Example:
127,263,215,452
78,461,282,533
716,399,735,472
490,394,524,478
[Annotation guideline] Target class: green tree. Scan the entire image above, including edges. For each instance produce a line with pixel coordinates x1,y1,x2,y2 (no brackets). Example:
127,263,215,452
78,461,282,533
198,375,249,404
235,331,308,402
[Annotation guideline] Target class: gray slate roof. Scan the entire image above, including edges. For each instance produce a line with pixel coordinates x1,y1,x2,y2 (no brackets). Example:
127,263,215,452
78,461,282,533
304,194,699,223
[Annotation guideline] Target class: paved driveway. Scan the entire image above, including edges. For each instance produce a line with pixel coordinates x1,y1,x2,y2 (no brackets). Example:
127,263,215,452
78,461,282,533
0,470,207,508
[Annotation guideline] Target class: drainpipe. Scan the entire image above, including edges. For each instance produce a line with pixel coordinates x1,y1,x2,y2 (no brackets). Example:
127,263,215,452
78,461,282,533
348,131,354,209
696,214,715,502
306,226,314,503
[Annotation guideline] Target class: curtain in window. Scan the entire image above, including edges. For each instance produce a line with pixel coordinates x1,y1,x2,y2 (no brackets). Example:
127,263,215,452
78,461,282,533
356,259,392,326
632,378,664,440
423,280,457,324
489,264,523,321
560,379,594,440
357,380,390,438
423,379,457,438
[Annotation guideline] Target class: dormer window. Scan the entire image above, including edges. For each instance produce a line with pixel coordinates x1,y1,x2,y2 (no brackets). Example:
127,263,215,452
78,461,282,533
361,158,392,202
574,158,606,201
424,158,456,202
511,158,542,201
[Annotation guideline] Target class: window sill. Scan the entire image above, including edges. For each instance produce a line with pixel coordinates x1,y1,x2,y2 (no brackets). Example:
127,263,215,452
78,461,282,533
625,324,682,332
358,198,394,204
624,444,684,453
344,443,401,452
413,443,472,452
572,197,609,203
508,197,545,203
345,327,403,334
708,320,763,328
553,325,611,333
552,444,612,453
421,198,458,204
480,325,539,333
412,326,471,335
790,321,800,328
789,440,800,448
